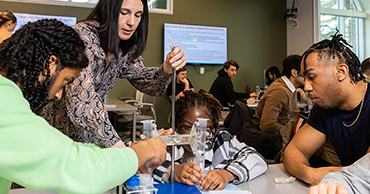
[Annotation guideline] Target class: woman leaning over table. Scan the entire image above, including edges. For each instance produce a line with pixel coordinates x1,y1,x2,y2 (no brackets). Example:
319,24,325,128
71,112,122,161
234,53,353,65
43,0,186,148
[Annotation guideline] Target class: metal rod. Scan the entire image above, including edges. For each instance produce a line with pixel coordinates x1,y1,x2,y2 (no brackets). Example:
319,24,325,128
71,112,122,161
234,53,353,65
171,46,176,185
172,67,176,135
171,145,175,185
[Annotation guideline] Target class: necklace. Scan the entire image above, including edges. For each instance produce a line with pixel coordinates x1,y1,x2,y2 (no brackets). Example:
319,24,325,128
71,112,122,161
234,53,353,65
343,82,368,128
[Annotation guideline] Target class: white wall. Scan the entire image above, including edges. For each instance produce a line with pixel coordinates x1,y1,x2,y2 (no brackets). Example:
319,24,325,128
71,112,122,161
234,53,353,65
286,0,316,56
287,0,370,60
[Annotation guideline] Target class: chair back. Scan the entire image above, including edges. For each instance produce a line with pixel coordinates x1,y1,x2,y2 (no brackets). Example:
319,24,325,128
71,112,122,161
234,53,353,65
141,94,155,112
135,91,145,103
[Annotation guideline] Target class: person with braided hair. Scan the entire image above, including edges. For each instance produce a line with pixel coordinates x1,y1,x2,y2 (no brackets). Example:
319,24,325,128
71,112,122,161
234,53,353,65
0,19,167,193
0,10,16,43
43,0,186,148
153,89,267,191
283,31,370,186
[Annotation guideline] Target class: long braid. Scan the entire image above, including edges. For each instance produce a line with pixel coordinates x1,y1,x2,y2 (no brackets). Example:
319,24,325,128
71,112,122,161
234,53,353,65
300,29,363,82
0,19,88,112
175,89,223,133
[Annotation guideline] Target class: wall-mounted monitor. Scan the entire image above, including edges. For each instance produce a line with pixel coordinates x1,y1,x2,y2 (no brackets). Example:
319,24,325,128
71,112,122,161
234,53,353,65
164,23,227,65
12,13,77,32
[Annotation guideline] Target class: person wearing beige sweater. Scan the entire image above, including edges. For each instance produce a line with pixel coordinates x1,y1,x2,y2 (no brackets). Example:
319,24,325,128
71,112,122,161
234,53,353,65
252,55,304,134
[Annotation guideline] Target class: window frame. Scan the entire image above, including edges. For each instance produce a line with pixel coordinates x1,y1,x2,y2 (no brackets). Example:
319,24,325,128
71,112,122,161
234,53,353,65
1,0,173,14
316,0,367,60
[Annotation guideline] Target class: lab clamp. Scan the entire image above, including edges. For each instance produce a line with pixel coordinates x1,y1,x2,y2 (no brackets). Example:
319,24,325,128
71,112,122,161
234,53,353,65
136,48,207,187
141,119,208,184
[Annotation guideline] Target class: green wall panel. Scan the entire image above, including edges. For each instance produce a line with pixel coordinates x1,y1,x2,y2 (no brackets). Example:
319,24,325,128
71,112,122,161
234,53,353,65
0,0,287,129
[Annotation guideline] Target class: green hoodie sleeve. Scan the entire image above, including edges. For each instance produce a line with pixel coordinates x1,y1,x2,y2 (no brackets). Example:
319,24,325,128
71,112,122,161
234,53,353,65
0,75,138,194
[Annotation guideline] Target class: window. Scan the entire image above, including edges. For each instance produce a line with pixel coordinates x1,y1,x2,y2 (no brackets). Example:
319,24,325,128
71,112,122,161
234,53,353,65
318,0,367,60
2,0,173,14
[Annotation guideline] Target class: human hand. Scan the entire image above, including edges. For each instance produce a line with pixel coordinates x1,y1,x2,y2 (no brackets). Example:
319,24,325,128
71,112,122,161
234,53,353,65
158,128,174,136
200,169,236,191
130,138,167,170
250,92,259,98
138,165,150,174
309,181,349,194
163,46,186,74
174,162,203,185
180,77,189,85
247,97,256,105
177,91,185,97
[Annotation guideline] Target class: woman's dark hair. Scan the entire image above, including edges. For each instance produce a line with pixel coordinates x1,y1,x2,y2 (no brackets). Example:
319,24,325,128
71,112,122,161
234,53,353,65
265,66,281,86
84,0,148,60
0,19,88,112
175,89,223,132
301,30,363,82
0,10,17,27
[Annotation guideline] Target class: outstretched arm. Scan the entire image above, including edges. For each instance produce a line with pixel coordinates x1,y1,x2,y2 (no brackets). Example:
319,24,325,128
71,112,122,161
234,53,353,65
283,123,342,185
0,79,167,194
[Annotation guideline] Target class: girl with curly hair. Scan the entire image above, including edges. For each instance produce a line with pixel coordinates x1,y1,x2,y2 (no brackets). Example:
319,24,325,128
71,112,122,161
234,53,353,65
153,89,267,191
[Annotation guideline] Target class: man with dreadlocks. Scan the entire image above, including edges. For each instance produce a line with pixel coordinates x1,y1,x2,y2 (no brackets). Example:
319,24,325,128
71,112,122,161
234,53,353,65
153,89,267,191
0,19,166,193
283,31,370,186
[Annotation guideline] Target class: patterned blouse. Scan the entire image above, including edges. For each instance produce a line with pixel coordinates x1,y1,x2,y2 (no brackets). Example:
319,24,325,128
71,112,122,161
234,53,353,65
43,21,172,148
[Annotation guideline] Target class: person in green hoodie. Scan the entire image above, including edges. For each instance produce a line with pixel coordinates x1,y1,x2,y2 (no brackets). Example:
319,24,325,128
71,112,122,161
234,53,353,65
0,19,167,194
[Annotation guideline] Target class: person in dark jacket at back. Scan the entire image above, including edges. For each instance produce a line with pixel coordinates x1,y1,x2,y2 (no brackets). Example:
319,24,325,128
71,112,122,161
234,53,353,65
209,60,257,108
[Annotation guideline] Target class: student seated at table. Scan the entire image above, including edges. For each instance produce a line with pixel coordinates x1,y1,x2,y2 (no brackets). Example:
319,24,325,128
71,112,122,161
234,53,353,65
241,55,304,159
209,60,258,108
0,19,167,194
253,55,304,134
309,153,370,194
166,67,194,100
284,31,369,186
153,89,267,191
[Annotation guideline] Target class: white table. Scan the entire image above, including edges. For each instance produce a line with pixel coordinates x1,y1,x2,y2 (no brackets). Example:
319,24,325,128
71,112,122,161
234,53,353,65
237,164,309,194
10,164,308,194
105,98,138,141
9,189,111,194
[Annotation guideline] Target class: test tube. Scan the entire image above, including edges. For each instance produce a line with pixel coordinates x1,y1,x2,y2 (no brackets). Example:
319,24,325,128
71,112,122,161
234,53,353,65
195,118,208,172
